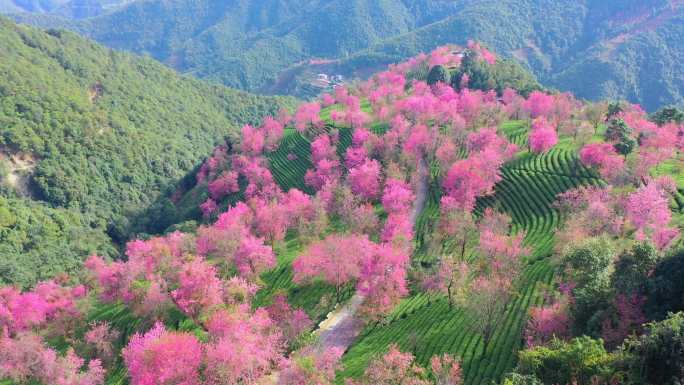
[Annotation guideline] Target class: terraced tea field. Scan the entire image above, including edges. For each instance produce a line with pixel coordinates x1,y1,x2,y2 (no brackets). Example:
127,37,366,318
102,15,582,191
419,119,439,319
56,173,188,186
257,118,602,384
339,143,601,384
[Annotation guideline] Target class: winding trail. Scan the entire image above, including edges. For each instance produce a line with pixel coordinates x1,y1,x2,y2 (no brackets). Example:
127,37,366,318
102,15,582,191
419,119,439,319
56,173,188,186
314,294,365,352
410,156,430,228
313,156,432,354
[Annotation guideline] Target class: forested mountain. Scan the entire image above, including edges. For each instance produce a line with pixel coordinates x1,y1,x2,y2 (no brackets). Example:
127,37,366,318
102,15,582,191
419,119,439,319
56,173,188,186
0,17,293,287
7,0,684,110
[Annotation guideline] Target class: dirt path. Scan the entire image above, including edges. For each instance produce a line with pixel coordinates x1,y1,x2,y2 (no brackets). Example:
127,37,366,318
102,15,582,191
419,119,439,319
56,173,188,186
311,157,430,353
410,156,430,227
314,293,365,352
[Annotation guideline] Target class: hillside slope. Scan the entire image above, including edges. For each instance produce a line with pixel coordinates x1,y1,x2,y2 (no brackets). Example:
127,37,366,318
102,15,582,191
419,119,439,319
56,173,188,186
0,17,294,287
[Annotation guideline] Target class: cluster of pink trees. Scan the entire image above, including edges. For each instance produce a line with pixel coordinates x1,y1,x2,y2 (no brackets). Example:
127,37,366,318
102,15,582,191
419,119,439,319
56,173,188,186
348,158,382,200
531,102,682,348
329,88,371,129
305,134,341,191
556,181,679,251
292,233,410,317
522,91,578,125
278,347,343,385
119,304,287,385
380,178,415,249
625,181,680,249
0,281,105,385
346,344,463,385
79,196,336,385
441,128,517,212
579,142,625,181
528,118,558,153
424,208,528,350
524,296,571,347
1,332,105,385
294,102,323,133
196,110,291,217
578,103,682,184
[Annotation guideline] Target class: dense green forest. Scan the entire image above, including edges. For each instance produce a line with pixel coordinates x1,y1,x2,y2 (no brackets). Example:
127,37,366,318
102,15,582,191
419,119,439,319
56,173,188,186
0,17,294,287
8,0,684,110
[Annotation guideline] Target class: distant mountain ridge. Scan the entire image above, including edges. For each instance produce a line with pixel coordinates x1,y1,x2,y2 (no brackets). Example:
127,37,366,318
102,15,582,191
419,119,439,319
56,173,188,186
0,0,132,18
7,0,684,109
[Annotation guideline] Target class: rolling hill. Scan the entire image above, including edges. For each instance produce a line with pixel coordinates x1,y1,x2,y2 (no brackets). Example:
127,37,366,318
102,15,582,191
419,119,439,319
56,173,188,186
0,16,294,287
7,0,684,110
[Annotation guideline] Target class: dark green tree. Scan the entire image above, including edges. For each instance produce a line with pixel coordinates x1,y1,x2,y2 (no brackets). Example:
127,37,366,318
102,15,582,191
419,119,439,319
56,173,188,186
426,64,450,86
612,242,660,295
515,337,615,385
607,102,625,120
450,49,540,96
563,237,616,335
646,249,684,320
650,106,684,126
619,312,684,385
605,119,637,156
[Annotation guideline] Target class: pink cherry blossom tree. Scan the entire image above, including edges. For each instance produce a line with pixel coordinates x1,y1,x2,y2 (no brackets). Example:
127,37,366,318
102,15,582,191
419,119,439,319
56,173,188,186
241,124,265,155
200,198,219,218
234,235,277,281
265,294,312,348
523,91,555,119
382,178,415,215
625,182,680,250
524,298,571,347
123,322,203,385
431,353,463,385
0,332,105,385
278,347,343,385
460,275,515,352
0,280,86,335
357,244,409,318
171,257,224,321
348,158,382,201
554,186,625,248
528,118,559,153
84,322,120,365
261,116,284,152
579,143,625,181
207,171,239,201
348,344,430,385
292,234,371,302
294,102,323,133
204,307,283,385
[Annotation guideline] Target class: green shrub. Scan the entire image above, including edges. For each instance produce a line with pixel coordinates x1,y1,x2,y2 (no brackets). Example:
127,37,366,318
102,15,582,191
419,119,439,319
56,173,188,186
646,249,684,320
618,312,684,385
515,337,615,385
427,64,450,86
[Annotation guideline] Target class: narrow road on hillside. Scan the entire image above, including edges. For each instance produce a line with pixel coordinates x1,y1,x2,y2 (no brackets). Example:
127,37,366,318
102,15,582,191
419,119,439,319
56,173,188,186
315,293,365,352
410,156,430,227
313,157,431,354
